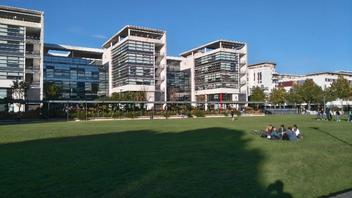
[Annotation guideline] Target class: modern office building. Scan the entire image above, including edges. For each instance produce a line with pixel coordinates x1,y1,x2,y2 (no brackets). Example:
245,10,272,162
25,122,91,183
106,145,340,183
0,6,44,108
166,56,191,101
43,43,108,100
247,62,278,95
102,25,167,107
180,40,248,109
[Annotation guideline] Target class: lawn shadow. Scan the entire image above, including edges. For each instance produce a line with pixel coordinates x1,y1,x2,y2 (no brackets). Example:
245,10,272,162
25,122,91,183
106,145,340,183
0,127,292,197
310,127,352,148
264,180,293,198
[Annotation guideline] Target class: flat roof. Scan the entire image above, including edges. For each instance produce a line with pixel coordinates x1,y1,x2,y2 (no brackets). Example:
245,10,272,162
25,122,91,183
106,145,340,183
0,5,43,15
305,71,352,77
44,43,103,54
102,25,166,48
166,56,183,61
180,39,246,57
248,62,276,67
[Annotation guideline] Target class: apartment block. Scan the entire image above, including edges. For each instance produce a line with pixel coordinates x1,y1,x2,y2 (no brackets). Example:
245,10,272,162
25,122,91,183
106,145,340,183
102,25,167,107
180,40,248,109
277,71,352,91
0,6,44,108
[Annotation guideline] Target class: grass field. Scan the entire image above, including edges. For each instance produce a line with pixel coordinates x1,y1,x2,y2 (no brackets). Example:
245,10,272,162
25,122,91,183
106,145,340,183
0,115,351,197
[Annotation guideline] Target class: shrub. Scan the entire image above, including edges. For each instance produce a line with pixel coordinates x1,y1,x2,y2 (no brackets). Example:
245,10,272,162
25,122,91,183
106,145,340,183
163,111,170,119
193,110,205,117
186,111,193,118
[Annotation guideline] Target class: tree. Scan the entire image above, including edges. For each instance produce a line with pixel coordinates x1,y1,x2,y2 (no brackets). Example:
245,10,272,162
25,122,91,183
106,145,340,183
328,75,351,101
44,82,60,100
269,88,286,107
286,84,303,104
298,79,323,110
10,80,30,112
250,86,266,102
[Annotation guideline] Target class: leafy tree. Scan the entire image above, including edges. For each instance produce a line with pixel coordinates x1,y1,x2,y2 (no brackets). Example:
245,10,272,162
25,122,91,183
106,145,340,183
10,80,30,112
249,86,266,102
286,84,303,104
269,88,286,107
328,75,351,101
298,79,323,109
44,82,60,100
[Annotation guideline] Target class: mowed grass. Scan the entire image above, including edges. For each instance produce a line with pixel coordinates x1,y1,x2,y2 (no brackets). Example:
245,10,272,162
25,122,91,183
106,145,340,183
0,115,351,197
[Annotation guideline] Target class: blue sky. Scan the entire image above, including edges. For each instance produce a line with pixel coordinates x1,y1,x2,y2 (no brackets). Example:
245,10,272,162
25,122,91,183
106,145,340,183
2,0,352,74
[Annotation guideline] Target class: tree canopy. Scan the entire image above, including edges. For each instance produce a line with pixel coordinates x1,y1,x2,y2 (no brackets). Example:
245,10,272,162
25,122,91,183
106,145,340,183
328,75,351,100
269,88,286,105
249,86,266,102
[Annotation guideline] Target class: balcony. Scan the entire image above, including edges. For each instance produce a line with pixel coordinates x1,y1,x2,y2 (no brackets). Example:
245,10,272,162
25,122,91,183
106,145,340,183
240,80,246,86
26,35,41,43
25,50,41,58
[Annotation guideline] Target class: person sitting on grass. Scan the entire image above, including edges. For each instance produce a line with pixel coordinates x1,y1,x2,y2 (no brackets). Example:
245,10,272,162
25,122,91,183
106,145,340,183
270,127,281,140
261,124,274,138
287,127,298,141
292,124,302,139
278,124,286,135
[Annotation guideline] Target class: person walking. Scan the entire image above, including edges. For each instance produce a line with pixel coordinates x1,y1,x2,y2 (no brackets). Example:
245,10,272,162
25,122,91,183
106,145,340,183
349,111,352,123
335,110,341,122
231,109,235,121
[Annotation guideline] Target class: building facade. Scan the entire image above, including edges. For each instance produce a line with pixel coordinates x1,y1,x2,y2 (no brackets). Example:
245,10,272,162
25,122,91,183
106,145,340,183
180,40,248,109
43,43,108,100
277,71,352,91
102,25,167,107
247,62,278,95
166,56,191,101
0,6,44,109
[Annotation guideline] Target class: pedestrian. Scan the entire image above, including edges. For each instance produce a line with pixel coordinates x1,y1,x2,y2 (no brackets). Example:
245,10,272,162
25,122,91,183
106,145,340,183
336,110,341,122
349,111,352,123
326,107,332,121
231,109,235,121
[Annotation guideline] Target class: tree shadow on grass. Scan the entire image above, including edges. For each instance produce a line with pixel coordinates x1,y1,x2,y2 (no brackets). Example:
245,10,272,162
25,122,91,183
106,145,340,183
310,127,352,148
0,127,291,197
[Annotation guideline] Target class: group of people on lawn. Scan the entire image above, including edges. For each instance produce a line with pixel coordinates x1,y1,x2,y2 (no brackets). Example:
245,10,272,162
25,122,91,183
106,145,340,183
254,124,302,141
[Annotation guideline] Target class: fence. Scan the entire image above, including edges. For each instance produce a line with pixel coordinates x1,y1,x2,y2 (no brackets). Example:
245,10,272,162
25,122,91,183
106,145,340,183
0,100,266,121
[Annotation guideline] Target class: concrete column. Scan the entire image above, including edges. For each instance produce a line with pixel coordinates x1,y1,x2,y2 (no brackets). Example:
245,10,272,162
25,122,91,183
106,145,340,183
204,94,208,111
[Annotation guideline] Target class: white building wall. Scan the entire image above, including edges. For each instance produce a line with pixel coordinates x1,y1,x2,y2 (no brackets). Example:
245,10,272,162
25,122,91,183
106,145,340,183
247,63,276,95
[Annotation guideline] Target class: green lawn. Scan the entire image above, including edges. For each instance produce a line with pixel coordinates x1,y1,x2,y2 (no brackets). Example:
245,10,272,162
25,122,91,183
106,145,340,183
0,115,351,197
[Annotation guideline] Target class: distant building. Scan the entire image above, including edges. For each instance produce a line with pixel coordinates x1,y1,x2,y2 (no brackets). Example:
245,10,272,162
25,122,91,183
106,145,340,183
247,62,278,95
1,5,351,112
180,40,248,109
277,71,352,91
43,43,108,100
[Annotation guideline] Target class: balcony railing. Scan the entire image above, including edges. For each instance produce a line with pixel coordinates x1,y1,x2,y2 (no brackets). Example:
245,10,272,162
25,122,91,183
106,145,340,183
26,51,41,57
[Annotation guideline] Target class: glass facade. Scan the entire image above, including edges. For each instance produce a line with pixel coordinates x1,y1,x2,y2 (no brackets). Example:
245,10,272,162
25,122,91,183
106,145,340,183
167,59,191,101
0,23,25,81
44,56,107,100
194,51,239,91
111,40,154,88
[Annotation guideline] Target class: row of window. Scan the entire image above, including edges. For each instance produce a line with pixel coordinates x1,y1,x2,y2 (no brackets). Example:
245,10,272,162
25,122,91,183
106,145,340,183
111,41,155,87
44,56,100,65
195,52,238,65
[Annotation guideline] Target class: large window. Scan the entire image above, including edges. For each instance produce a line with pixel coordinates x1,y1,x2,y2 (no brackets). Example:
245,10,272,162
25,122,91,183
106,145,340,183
44,56,106,100
111,40,154,87
194,51,239,90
